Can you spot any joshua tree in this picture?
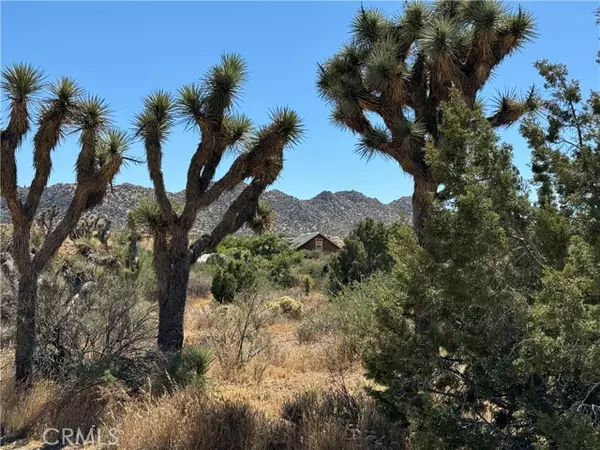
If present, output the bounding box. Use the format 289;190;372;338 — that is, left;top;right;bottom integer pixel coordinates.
249;201;275;235
317;0;538;239
132;54;302;353
1;64;133;383
36;205;59;238
125;210;140;270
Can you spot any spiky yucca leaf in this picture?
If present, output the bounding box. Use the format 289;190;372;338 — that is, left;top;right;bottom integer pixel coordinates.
74;95;111;132
48;77;82;109
364;38;406;93
1;63;45;102
223;113;253;151
329;102;371;133
316;62;339;101
420;17;467;63
341;42;368;67
352;7;391;47
434;0;466;20
317;56;365;106
398;0;432;42
129;198;169;234
177;83;204;128
134;90;175;139
496;6;537;55
248;201;275;235
92;129;138;180
103;129;132;157
328;53;359;79
488;88;537;127
356;125;390;160
392;119;426;147
202;53;247;117
268;107;305;147
463;0;507;32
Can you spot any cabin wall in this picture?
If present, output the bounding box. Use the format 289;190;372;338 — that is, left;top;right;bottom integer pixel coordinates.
299;236;339;252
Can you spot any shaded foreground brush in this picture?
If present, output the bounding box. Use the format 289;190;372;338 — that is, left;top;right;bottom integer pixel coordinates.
118;387;404;450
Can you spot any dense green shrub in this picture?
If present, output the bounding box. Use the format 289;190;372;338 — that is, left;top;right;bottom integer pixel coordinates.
211;260;259;303
362;86;600;448
328;218;401;294
268;252;299;288
211;270;237;304
217;234;292;260
216;234;305;289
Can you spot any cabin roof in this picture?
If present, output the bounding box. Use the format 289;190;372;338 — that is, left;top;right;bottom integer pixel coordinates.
287;232;339;250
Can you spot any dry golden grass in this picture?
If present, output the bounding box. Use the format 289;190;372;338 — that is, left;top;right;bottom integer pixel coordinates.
188;290;367;420
0;287;399;449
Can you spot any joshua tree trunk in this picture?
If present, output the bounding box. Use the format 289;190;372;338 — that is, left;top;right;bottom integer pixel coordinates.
14;265;37;383
412;174;437;243
157;228;190;353
126;232;139;269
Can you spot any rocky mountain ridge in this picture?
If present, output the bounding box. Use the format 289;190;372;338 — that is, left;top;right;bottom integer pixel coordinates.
1;183;412;237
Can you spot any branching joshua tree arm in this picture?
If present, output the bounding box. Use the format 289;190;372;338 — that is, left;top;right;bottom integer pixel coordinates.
189;107;303;260
196;108;302;209
24;78;82;222
135;91;177;226
177;55;250;230
1;64;44;231
33;129;131;272
189;180;264;260
462;4;537;100
487;87;540;127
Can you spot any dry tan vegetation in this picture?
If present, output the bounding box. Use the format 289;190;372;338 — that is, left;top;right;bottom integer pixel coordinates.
0;287;402;449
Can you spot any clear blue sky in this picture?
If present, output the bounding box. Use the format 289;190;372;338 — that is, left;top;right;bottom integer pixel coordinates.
1;1;598;203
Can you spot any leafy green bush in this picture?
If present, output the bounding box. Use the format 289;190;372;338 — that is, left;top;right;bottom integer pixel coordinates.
362;89;600;448
211;260;258;303
211;270;237;304
217;234;292;260
268;252;299;288
217;234;305;289
328;218;400;294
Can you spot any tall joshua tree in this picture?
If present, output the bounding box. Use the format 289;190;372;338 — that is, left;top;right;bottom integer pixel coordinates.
1;64;132;383
318;0;538;239
133;54;302;353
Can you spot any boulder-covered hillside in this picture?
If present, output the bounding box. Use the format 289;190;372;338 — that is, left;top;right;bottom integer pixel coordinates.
1;183;412;237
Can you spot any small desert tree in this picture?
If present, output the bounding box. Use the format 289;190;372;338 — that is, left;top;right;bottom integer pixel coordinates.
317;0;538;239
1;64;133;383
132;54;302;353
